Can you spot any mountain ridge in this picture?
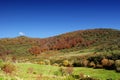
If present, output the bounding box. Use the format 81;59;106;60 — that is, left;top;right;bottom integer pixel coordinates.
0;28;119;39
0;28;120;57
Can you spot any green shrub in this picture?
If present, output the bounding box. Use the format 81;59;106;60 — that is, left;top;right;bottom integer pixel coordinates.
44;59;51;65
0;59;4;68
108;60;114;66
65;75;75;80
54;70;63;76
115;60;120;72
54;67;65;76
111;52;120;60
87;54;103;64
72;74;80;79
73;59;83;67
59;67;65;76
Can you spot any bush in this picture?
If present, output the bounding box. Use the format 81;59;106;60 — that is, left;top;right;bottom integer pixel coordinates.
108;60;115;70
0;59;4;68
65;67;74;75
87;54;103;64
38;61;45;65
79;73;99;80
101;58;109;67
111;52;120;60
73;59;83;67
58;67;74;76
95;64;103;69
108;60;114;66
83;60;89;67
36;74;42;80
101;58;115;70
12;56;16;63
1;63;16;74
27;67;34;74
89;61;96;68
44;59;51;65
59;67;65;76
63;60;69;67
52;63;59;66
65;75;75;80
115;60;120;72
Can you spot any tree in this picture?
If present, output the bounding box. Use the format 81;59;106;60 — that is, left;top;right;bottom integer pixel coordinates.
28;46;41;55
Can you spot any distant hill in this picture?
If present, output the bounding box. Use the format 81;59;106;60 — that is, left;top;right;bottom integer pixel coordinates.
0;28;120;57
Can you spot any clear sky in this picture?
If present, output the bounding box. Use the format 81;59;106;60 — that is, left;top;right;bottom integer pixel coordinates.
0;0;120;38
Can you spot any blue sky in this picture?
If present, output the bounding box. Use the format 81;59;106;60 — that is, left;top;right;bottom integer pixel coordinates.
0;0;120;38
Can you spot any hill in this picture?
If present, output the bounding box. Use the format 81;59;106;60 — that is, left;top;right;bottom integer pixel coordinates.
0;28;120;74
0;28;120;57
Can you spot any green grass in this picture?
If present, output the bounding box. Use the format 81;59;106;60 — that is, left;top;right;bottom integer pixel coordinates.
15;63;120;80
0;63;62;80
16;63;59;76
0;63;120;80
74;67;120;80
45;49;95;60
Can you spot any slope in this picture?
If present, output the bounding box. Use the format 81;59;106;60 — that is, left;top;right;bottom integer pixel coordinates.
0;28;119;58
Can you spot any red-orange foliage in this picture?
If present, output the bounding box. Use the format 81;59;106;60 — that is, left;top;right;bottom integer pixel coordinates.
0;29;119;55
101;58;109;66
28;46;41;55
83;59;89;67
2;63;16;74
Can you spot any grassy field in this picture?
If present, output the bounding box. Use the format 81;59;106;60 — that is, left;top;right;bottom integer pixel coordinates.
0;63;120;80
73;67;120;80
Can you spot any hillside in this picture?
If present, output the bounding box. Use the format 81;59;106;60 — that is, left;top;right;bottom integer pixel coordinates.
0;28;120;57
0;29;120;80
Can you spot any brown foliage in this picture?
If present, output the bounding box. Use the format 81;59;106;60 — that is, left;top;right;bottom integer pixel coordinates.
12;56;16;63
0;29;120;55
28;46;41;55
83;60;89;67
101;58;109;67
1;63;16;74
89;61;96;68
79;73;85;79
95;64;103;69
27;67;34;74
108;60;114;66
36;74;42;80
101;58;115;70
65;67;74;75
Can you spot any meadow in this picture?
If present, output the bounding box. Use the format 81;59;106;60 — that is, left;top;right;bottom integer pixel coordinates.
0;63;120;80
